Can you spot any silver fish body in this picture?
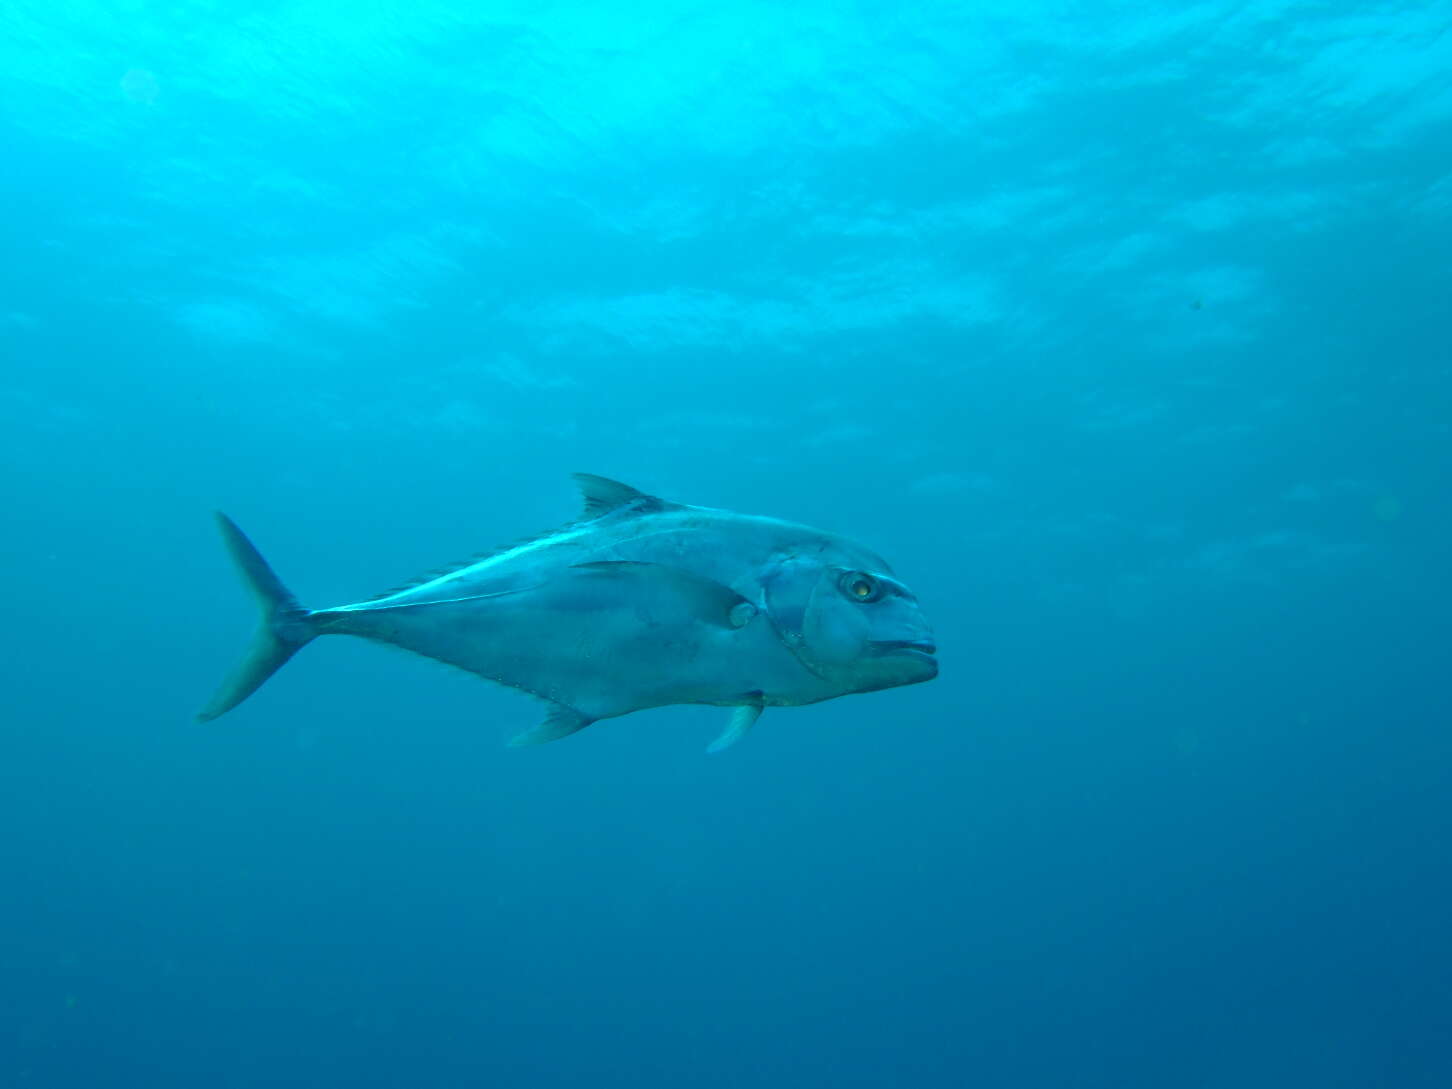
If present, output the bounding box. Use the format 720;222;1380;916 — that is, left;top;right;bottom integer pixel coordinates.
199;475;937;751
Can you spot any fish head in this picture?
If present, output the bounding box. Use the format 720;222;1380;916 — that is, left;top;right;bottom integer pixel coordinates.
762;550;937;695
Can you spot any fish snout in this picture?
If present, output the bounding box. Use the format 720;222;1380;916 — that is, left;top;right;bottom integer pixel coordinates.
868;631;939;680
873;637;937;657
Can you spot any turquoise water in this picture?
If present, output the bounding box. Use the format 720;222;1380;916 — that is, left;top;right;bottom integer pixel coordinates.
3;3;1450;1086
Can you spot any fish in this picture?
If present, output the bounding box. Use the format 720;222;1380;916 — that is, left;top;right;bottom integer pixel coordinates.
198;474;937;752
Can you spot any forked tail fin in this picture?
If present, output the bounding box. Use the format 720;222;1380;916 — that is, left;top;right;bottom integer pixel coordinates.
197;513;317;722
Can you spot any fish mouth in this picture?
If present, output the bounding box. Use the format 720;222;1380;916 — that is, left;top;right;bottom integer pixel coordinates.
871;638;938;662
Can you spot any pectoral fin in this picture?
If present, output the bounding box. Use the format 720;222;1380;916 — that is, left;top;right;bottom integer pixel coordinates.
570;561;750;628
706;698;764;754
508;703;593;747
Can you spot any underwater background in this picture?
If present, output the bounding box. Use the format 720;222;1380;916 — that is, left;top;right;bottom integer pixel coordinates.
3;2;1450;1086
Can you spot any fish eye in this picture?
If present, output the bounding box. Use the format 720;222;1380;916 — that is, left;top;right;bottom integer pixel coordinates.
839;571;882;603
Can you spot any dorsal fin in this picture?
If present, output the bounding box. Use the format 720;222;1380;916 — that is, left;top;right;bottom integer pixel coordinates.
572;473;664;518
372;476;672;600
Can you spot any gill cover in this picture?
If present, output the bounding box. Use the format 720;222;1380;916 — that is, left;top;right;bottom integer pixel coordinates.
761;554;864;677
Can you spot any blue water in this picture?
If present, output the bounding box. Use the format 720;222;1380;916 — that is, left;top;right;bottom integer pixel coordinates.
4;2;1451;1086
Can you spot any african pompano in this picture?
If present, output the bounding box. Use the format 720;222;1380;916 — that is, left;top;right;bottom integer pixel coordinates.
199;474;936;752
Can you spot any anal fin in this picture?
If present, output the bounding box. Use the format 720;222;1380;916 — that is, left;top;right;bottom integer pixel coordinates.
508;703;593;747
